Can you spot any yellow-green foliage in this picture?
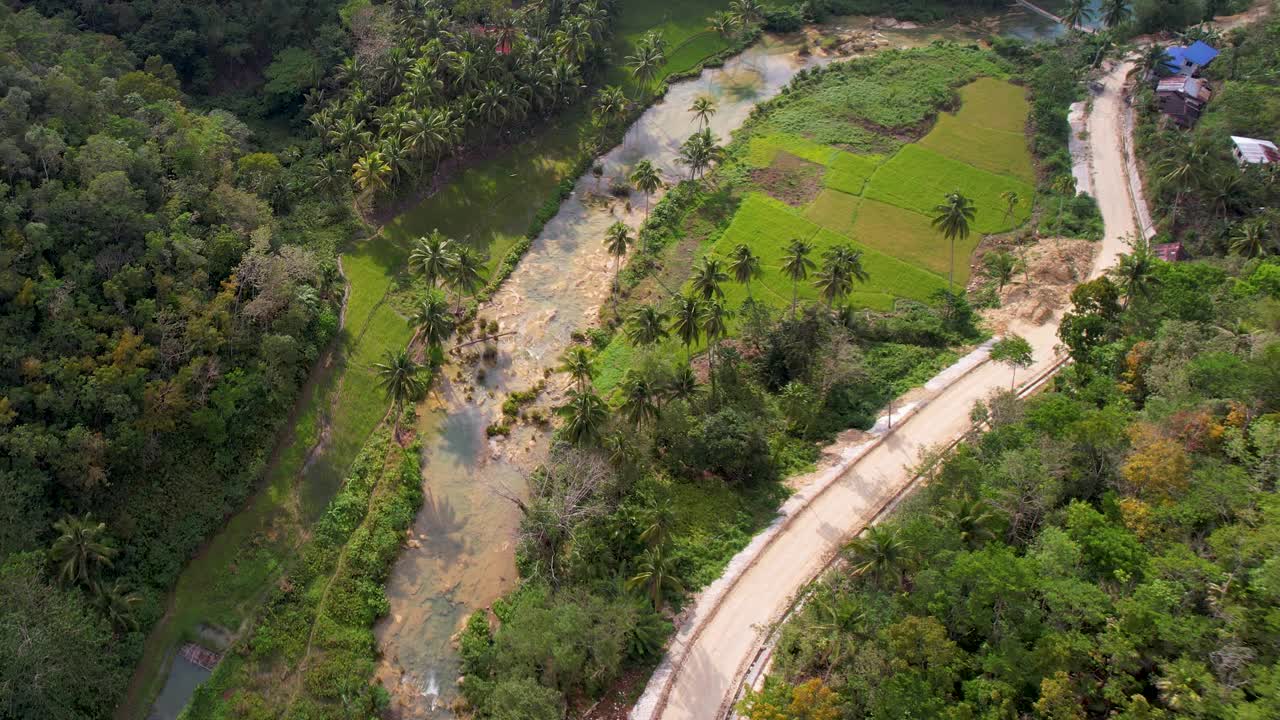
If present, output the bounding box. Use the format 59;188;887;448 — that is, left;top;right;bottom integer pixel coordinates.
745;132;840;168
710;194;945;311
920;78;1035;183
823;151;882;196
863;144;1033;234
850;199;979;282
803;188;862;238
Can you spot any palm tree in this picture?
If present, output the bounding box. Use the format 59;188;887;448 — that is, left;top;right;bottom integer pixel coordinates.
1001;189;1032;285
411;290;455;353
49;513;116;588
708;11;738;41
352;150;391;199
1110;237;1160;309
557;388;609;445
729;0;765;28
1101;0;1130;29
93;578;141;632
626;305;670;347
939;497;999;549
628;545;684;610
640;501;676;548
1156;136;1212;224
666;365;699;402
311;155;348;197
781;238;816;318
815;245;869;308
1134;43;1173;81
690;96;717;129
728;244;763;300
408;230;458;288
619;370;660;428
630;160;663;224
671;295;705;359
559;346;595;392
691;257;729;301
375;349;425;434
1051;174;1077;239
702;300;734;398
627;32;667;93
1062;0;1093;32
1230;218;1273;258
931;191;976;292
592;85;629;129
677;129;723;181
448;246;487;308
604;222;633;309
846;525;906;588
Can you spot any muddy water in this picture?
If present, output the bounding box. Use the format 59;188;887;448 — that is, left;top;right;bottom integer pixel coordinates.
373;12;1074;715
373;34;830;717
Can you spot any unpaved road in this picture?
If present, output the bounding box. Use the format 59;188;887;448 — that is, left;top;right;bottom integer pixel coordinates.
633;59;1137;720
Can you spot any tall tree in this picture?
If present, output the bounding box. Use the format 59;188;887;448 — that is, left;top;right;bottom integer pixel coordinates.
559;346;596;392
781;239;817;318
690;96;717;129
448;246;488;309
627;545;683;610
557;389;609;445
814;245;869;308
1110;238;1160;309
692;256;729;301
619;370;660;429
49;514;117;588
1062;0;1094;31
990;334;1035;390
375;349;426;434
671;295;706;359
604;221;633;308
411;290;456;354
626;306;670;347
627;31;667;93
1101;0;1131;28
931;191;976;292
728;243;763;300
630;160;663;225
408;230;458;289
702;300;734;398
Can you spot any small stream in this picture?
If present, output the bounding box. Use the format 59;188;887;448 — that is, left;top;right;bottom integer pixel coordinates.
149;8;1070;720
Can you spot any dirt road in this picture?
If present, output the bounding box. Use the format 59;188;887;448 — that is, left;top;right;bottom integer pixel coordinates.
631;59;1138;720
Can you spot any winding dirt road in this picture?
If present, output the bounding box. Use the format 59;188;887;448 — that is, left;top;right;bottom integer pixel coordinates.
631;59;1138;720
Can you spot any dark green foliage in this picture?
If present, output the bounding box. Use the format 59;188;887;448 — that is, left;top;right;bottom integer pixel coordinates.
761;257;1280;719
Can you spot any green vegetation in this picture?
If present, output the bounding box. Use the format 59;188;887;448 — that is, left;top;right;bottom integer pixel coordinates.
824;151;884;195
919;77;1037;182
743;252;1280;720
1134;11;1280;256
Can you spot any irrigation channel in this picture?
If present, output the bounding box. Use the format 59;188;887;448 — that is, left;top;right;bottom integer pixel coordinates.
147;6;1070;720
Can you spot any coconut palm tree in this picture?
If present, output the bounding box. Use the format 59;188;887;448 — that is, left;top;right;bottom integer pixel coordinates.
619;370;660;429
730;0;765;28
814;245;869;308
1157;136;1213;224
728;243;763;300
626;305;670;347
702;300;734;399
640;501;677;548
666;365;699;402
408;230;458;289
690;96;717;129
448;246;488;308
311;155;348;197
1230;218;1274;258
49;513;117;588
604;222;633;308
691;256;729;301
628;545;684;610
1062;0;1094;32
559;346;595;392
931;191;976;292
630;160;663;224
1134;43;1173;81
677;129;723;181
1110;237;1160;309
938;497;999;549
708;11;738;41
375;349;426;434
411;290;455;353
781;238;817;318
352;150;391;199
847;524;907;588
592;85;629;129
94;578;142;632
1101;0;1130;29
671;295;705;359
983;250;1019;292
628;32;667;93
557;388;609;445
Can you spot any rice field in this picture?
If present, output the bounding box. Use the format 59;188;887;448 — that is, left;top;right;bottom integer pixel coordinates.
919;77;1035;183
744;132;841;168
824;151;883;195
863;144;1034;234
850;199;978;283
802;188;861;238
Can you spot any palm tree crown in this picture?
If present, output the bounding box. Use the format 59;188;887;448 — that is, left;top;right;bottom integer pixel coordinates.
49;513;117;588
931;191;976;291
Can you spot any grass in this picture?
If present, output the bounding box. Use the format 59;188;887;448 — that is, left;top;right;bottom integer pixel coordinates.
849;199;978;282
803;188;862;237
122;3;740;715
744;132;842;168
863;144;1034;235
824;151;883;195
919;78;1036;183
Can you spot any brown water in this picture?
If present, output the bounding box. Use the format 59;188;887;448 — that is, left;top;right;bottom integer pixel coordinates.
372;11;1069;716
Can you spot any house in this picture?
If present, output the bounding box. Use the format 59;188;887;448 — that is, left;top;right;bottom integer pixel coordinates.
1155;76;1211;126
1153;242;1187;262
1230;135;1280;167
1163;40;1220;76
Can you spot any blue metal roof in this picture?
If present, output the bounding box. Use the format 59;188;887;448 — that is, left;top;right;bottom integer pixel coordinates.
1163;47;1186;72
1184;40;1219;66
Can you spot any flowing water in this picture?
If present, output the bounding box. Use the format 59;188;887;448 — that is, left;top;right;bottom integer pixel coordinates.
148;9;1074;719
372;9;1081;715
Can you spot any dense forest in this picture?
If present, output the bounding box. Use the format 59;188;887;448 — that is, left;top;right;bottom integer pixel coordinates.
0;4;355;716
743;255;1280;720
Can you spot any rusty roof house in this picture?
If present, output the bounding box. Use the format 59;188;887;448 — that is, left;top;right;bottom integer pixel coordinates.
1231;135;1280;167
1155;76;1211;127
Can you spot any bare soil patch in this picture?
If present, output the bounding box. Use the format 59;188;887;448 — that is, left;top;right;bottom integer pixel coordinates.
750;151;825;207
980;237;1099;331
